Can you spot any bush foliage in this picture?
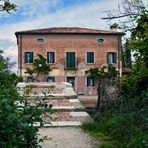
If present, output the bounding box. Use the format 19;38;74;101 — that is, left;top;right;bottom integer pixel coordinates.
82;11;148;147
0;54;52;147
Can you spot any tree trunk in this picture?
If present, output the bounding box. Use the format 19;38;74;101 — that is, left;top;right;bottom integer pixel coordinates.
95;80;101;121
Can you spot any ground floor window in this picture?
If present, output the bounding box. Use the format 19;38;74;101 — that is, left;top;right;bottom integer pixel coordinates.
46;76;55;82
26;77;34;82
87;77;95;86
66;77;75;87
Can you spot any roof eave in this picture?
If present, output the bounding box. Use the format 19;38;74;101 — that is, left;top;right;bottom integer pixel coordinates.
15;32;125;36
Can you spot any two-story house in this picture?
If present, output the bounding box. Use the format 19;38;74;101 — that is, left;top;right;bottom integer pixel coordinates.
15;27;124;95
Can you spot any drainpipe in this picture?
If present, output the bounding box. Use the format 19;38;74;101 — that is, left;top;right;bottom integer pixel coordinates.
20;34;22;77
118;36;122;77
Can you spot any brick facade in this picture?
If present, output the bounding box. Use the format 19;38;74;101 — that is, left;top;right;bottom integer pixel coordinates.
15;27;123;95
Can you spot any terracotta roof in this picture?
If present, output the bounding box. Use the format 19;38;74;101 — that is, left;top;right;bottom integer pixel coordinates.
15;27;124;35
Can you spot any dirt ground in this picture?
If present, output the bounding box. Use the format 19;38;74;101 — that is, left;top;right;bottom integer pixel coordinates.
39;127;100;148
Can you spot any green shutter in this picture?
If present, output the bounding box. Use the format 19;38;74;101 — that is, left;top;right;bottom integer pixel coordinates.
30;52;33;63
24;52;27;63
87;52;94;63
113;52;117;63
66;52;75;68
91;52;94;63
107;52;109;64
71;52;75;68
87;52;90;63
52;52;55;63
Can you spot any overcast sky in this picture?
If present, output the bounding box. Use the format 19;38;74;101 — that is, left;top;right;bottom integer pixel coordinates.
0;0;147;73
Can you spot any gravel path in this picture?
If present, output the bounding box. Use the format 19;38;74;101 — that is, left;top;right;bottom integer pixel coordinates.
39;127;100;148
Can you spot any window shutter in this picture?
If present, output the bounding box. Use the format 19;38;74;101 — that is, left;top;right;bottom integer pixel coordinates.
91;52;94;63
24;52;27;63
87;52;90;63
47;52;49;63
87;52;94;63
87;77;89;86
66;52;70;68
52;52;55;63
107;52;109;64
71;52;75;68
113;52;117;63
66;52;75;68
30;52;33;63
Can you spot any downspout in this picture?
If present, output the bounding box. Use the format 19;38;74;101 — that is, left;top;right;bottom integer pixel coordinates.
118;35;122;77
20;34;22;77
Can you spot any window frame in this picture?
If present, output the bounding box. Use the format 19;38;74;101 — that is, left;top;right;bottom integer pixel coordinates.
66;52;76;69
46;76;56;82
36;37;44;43
24;52;34;64
87;76;95;87
86;51;95;64
107;52;117;64
47;51;56;64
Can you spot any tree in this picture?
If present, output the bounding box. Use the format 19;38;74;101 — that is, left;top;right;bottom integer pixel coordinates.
25;54;52;82
130;10;148;67
83;12;148;146
122;39;132;68
0;53;52;147
102;0;146;29
85;65;118;119
0;0;17;13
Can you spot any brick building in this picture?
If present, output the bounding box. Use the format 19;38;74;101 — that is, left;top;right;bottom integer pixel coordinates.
15;27;124;95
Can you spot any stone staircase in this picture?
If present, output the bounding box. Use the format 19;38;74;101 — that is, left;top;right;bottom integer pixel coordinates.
17;82;90;127
45;97;90;127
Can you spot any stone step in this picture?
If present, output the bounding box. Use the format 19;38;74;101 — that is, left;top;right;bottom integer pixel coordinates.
44;111;89;122
34;121;82;127
35;111;90;127
27;98;85;111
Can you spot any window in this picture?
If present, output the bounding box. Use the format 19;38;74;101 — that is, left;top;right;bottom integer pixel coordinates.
97;38;104;43
47;52;55;64
37;38;44;43
67;77;75;87
26;77;34;82
47;77;55;82
87;52;94;64
107;52;117;64
24;52;33;63
87;77;95;86
66;52;75;69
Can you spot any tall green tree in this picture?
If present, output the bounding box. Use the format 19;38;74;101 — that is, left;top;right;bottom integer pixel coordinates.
122;39;132;68
130;10;148;67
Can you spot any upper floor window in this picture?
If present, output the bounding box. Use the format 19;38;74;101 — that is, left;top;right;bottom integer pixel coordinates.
24;52;33;64
46;76;55;82
87;52;94;64
66;52;76;69
87;77;95;86
36;38;44;43
107;52;117;64
97;38;104;43
47;52;55;64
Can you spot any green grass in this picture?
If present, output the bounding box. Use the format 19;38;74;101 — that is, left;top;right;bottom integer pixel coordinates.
81;121;115;147
99;143;115;148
